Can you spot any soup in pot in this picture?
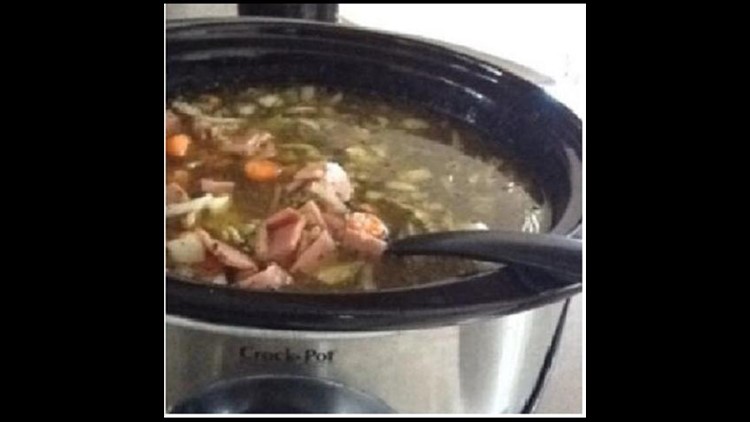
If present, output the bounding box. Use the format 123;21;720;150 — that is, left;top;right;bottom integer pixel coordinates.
166;85;548;292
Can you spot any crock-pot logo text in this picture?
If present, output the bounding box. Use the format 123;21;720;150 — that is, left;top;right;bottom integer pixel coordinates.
239;347;335;364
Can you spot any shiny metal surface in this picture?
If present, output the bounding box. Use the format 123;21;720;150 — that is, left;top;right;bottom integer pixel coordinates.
166;302;564;414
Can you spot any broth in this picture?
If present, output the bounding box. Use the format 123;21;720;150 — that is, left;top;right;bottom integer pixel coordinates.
166;85;548;292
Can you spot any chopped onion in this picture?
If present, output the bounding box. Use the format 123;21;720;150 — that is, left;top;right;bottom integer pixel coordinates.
167;194;230;218
171;101;202;116
257;94;282;108
285;106;317;115
316;261;364;285
400;168;432;183
296;118;321;131
457;222;489;231
167;195;213;218
300;85;316;102
385;181;417;192
181;211;198;229
236;104;256;116
359;263;375;291
324;162;353;202
365;191;385;201
210;274;228;285
401;118;429;130
206;195;231;215
167;232;206;264
329;92;344;105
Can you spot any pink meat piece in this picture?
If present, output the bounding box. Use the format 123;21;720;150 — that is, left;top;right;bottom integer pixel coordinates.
262;208;307;266
291;230;337;275
345;212;389;239
255;224;269;262
284;179;308;194
297;200;327;229
267;220;307;266
166;183;189;205
193;254;225;279
295;226;321;260
266;208;303;229
322;213;346;240
340;228;388;259
195;229;258;271
200;178;235;195
236;264;293;290
296;230;312;259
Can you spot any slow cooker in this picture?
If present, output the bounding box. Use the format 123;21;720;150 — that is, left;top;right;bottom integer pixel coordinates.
166;16;582;414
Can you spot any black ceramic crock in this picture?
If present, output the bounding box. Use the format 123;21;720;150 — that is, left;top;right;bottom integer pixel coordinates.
165;17;582;331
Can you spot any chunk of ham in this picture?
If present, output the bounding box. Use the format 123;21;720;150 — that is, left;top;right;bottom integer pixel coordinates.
322;213;346;240
200;178;235;195
266;207;303;229
193;254;225;279
346;212;389;239
291;229;336;275
255;223;269;261
339;213;389;259
341;228;388;259
167;183;189;205
297;200;327;229
195;229;258;271
296;226;322;259
284;179;308;194
236;264;293;290
259;208;307;266
268;220;306;265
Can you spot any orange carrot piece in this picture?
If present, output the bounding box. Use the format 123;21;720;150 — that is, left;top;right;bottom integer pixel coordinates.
244;159;281;182
166;134;191;157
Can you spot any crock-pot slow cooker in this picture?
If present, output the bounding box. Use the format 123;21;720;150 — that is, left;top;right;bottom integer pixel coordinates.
166;17;582;414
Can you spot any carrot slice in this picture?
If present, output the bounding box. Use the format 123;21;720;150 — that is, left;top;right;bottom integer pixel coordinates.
244;159;281;182
166;134;191;157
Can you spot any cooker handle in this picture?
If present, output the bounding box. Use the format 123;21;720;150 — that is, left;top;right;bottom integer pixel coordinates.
236;4;339;23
